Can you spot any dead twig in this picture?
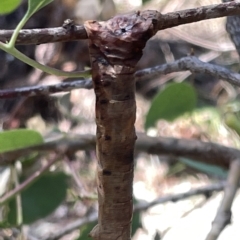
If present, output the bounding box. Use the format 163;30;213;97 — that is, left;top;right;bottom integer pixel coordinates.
0;133;238;169
0;2;239;45
0;78;92;99
135;56;240;87
134;182;226;212
205;160;240;240
2;56;240;98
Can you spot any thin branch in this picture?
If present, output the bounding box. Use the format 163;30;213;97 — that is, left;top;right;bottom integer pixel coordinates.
136;133;238;169
157;1;240;30
205;160;240;240
135;56;240;87
134;182;226;212
46;182;226;240
0;2;239;45
2;56;240;98
0;78;93;99
0;133;238;169
0;135;96;165
11;163;23;226
0;154;60;205
0;25;88;45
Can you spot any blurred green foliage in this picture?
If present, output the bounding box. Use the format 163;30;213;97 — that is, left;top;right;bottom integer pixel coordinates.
0;129;43;153
0;0;22;14
7;172;68;225
145;82;197;129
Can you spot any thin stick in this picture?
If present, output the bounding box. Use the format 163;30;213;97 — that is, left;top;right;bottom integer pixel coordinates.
0;155;60;205
0;2;239;45
0;133;238;169
2;56;240;98
205;160;240;240
0;78;93;99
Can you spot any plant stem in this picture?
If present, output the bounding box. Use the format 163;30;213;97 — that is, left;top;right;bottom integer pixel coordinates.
11;163;23;226
0;155;59;205
0;44;90;78
8;13;31;47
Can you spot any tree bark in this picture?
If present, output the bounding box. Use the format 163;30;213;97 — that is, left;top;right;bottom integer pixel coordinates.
84;11;160;240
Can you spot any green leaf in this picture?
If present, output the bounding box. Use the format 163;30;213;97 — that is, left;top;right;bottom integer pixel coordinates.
27;0;53;16
179;158;228;178
145;82;197;129
0;129;43;153
0;0;22;14
7;172;68;225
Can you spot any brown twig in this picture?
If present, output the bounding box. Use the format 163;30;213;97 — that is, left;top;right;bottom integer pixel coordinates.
134;182;226;212
0;78;93;99
156;1;240;30
0;25;88;45
0;133;238;169
2;56;240;98
205;160;240;240
135;56;240;87
0;2;239;45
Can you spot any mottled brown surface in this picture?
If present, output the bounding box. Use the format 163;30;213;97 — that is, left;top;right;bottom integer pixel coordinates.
84;11;159;240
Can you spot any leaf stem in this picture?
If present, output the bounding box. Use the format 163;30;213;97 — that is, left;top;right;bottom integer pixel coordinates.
7;13;31;48
11;163;23;226
0;43;90;78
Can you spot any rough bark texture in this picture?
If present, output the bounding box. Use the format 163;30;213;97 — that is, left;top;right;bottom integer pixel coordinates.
1;2;240;45
0;133;238;168
3;55;240;98
0;79;92;98
84;11;159;240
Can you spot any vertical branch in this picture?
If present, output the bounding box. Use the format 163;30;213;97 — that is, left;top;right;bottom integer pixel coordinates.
205;159;240;240
84;11;160;240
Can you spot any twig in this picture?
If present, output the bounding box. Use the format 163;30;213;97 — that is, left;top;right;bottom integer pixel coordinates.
2;56;240;98
46;182;226;240
134;182;226;212
0;78;93;99
205;160;240;240
0;2;239;45
0;133;238;169
0;25;88;45
0;135;96;165
11;164;23;226
157;1;240;30
135;56;240;87
12;162;25;239
0;154;60;205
